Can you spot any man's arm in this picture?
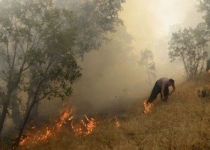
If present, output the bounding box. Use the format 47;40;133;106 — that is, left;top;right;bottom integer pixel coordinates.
161;83;165;100
170;84;176;95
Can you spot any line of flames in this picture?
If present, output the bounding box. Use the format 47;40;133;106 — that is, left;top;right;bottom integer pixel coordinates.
19;100;151;146
20;108;97;146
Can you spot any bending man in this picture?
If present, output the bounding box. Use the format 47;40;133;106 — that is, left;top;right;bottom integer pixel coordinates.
146;77;175;104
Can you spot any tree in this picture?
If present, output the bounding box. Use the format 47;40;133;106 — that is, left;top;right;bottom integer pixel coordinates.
0;0;81;146
198;0;210;28
168;23;209;79
198;0;210;73
54;0;125;57
0;0;125;147
138;49;156;86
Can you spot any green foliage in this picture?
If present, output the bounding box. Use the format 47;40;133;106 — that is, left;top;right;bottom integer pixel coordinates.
198;0;210;28
0;0;82;141
169;23;209;79
0;0;125;146
54;0;125;57
0;0;81;103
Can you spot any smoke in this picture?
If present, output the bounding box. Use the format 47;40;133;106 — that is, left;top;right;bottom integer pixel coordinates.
64;0;205;115
119;0;203;81
66;0;204;115
69;28;145;115
1;0;203;138
2;1;204;136
34;0;203;117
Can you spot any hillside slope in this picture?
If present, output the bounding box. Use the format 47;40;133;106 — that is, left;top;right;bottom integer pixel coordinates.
3;74;210;150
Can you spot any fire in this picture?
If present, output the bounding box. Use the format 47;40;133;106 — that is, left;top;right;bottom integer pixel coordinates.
115;117;120;127
143;100;153;114
19;136;27;146
19;108;97;147
20;109;73;146
56;110;72;130
71;115;96;136
19;126;53;146
36;127;52;141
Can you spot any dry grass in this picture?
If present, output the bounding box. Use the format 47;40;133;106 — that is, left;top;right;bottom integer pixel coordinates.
2;74;210;150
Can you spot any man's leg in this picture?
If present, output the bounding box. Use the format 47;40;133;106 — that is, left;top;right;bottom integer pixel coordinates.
147;81;161;103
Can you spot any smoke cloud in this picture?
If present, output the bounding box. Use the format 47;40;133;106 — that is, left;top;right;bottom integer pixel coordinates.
3;0;204;137
47;0;204;116
66;0;204;115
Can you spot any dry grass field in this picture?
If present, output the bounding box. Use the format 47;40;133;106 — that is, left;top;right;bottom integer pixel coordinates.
2;74;210;150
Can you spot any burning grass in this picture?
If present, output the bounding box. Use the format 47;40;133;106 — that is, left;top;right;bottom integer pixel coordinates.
2;74;210;150
15;107;97;149
143;100;153;114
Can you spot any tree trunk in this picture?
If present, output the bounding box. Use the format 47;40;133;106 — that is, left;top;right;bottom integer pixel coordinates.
12;101;23;127
30;102;39;122
206;59;210;72
0;93;12;136
14;101;35;148
26;90;39;124
26;74;39;123
11;89;23;127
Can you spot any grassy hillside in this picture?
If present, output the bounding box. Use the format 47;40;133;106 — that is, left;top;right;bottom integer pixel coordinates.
3;74;210;150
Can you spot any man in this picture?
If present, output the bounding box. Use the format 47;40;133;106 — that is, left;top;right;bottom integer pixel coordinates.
146;77;175;104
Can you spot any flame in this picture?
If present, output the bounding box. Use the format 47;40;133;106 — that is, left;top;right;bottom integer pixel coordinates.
19;126;53;146
115;117;120;127
37;127;52;141
71;115;96;136
56;110;71;130
20;108;74;146
143;100;153;114
20;108;97;147
19;137;27;146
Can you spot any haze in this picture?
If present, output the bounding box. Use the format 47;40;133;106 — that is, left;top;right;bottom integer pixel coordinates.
48;0;204;115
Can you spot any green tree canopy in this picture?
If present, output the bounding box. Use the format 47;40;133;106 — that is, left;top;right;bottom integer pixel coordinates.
198;0;210;29
0;0;81;143
0;0;126;147
168;23;209;79
54;0;125;57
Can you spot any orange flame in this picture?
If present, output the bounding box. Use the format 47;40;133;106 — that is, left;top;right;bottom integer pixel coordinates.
143;100;153;114
56;110;71;130
71;115;96;136
19;126;53;146
37;127;52;141
115;117;120;127
19;108;97;147
19;137;27;146
20;108;74;146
